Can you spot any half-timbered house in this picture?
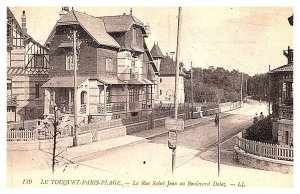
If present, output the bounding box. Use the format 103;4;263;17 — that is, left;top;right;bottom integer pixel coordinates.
7;8;49;122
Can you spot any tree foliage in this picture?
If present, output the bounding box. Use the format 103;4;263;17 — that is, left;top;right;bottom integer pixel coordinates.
184;67;269;103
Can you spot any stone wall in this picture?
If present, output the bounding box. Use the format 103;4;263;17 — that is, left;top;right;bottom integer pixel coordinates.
234;146;293;174
77;133;93;146
97;126;126;141
126;121;148;135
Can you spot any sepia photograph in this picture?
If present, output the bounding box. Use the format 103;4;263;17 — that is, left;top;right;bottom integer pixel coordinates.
3;1;296;190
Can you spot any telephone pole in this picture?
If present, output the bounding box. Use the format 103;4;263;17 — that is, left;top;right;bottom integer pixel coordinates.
245;79;248;103
240;72;243;106
73;30;78;146
217;105;221;177
268;65;271;116
190;61;194;119
171;6;182;174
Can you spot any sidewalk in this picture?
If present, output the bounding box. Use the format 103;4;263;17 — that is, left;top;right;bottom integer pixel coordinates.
7;112;233;173
64;112;231;163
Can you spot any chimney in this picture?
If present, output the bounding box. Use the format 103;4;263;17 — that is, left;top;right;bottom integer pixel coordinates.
130;8;132;15
59;7;69;18
21;11;27;34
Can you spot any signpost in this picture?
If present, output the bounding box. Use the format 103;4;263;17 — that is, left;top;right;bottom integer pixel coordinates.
168;130;177;150
166;117;184;174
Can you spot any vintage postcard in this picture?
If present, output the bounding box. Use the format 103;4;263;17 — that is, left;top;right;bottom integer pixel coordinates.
5;5;294;189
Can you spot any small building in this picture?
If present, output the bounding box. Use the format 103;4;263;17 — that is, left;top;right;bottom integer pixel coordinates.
150;43;185;104
7;8;49;122
42;8;157;123
269;46;293;146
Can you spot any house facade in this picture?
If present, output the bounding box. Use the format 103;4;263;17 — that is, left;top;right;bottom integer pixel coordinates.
150;43;185;104
7;8;49;122
269;46;293;146
42;9;157;123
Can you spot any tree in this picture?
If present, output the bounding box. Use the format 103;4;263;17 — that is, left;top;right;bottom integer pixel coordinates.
35;105;70;174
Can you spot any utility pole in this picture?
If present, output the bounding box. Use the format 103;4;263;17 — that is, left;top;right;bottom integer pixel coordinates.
73;30;78;147
172;6;182;174
268;65;271;116
240;72;243;106
245;79;248;103
217;103;221;177
190;61;194;119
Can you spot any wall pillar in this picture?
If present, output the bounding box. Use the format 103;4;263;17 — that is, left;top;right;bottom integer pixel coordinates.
44;88;50;115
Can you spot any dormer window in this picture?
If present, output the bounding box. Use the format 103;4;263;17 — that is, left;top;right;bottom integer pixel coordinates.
132;28;137;44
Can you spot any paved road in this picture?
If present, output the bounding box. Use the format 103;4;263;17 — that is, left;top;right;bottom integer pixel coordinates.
59;102;267;178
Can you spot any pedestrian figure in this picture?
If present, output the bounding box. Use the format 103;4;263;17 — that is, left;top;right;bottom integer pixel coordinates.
214;113;219;126
253;113;258;123
259;112;264;120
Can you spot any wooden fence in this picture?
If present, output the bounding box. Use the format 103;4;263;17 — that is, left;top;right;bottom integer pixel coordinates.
236;133;293;161
7;129;37;141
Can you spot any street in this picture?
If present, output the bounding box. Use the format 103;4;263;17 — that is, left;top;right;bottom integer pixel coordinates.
59;101;272;177
8;101;292;187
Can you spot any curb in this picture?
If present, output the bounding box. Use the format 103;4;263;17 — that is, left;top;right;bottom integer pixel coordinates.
68;114;234;164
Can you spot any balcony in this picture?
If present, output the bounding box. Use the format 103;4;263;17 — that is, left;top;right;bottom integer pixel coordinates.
97;103;125;114
7;95;17;107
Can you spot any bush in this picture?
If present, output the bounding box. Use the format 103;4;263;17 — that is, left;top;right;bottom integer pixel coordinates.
244;116;272;142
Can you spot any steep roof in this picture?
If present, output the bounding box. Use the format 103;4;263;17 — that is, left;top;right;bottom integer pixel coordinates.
150;43;164;58
268;64;293;74
99;14;145;34
45;10;120;49
160;56;184;76
7;8;46;49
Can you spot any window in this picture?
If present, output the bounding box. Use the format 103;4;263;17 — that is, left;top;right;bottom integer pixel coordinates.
160;90;162;95
106;87;111;103
34;55;44;68
132;28;137;43
106;58;113;72
285;131;289;145
81;91;87;104
7;80;12;91
66;54;75;70
35;82;40;99
129;88;139;102
160;78;162;83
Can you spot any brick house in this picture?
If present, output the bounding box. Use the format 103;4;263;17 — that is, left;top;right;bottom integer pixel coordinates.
7;8;49;122
150;43;185;104
268;15;293;146
269;47;293;146
42;8;158;123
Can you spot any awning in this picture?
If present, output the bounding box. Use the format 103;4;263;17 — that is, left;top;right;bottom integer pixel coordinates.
94;75;126;85
142;78;154;85
42;76;89;88
127;79;145;85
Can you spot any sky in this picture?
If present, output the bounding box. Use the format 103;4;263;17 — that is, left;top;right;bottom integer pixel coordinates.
9;7;293;75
